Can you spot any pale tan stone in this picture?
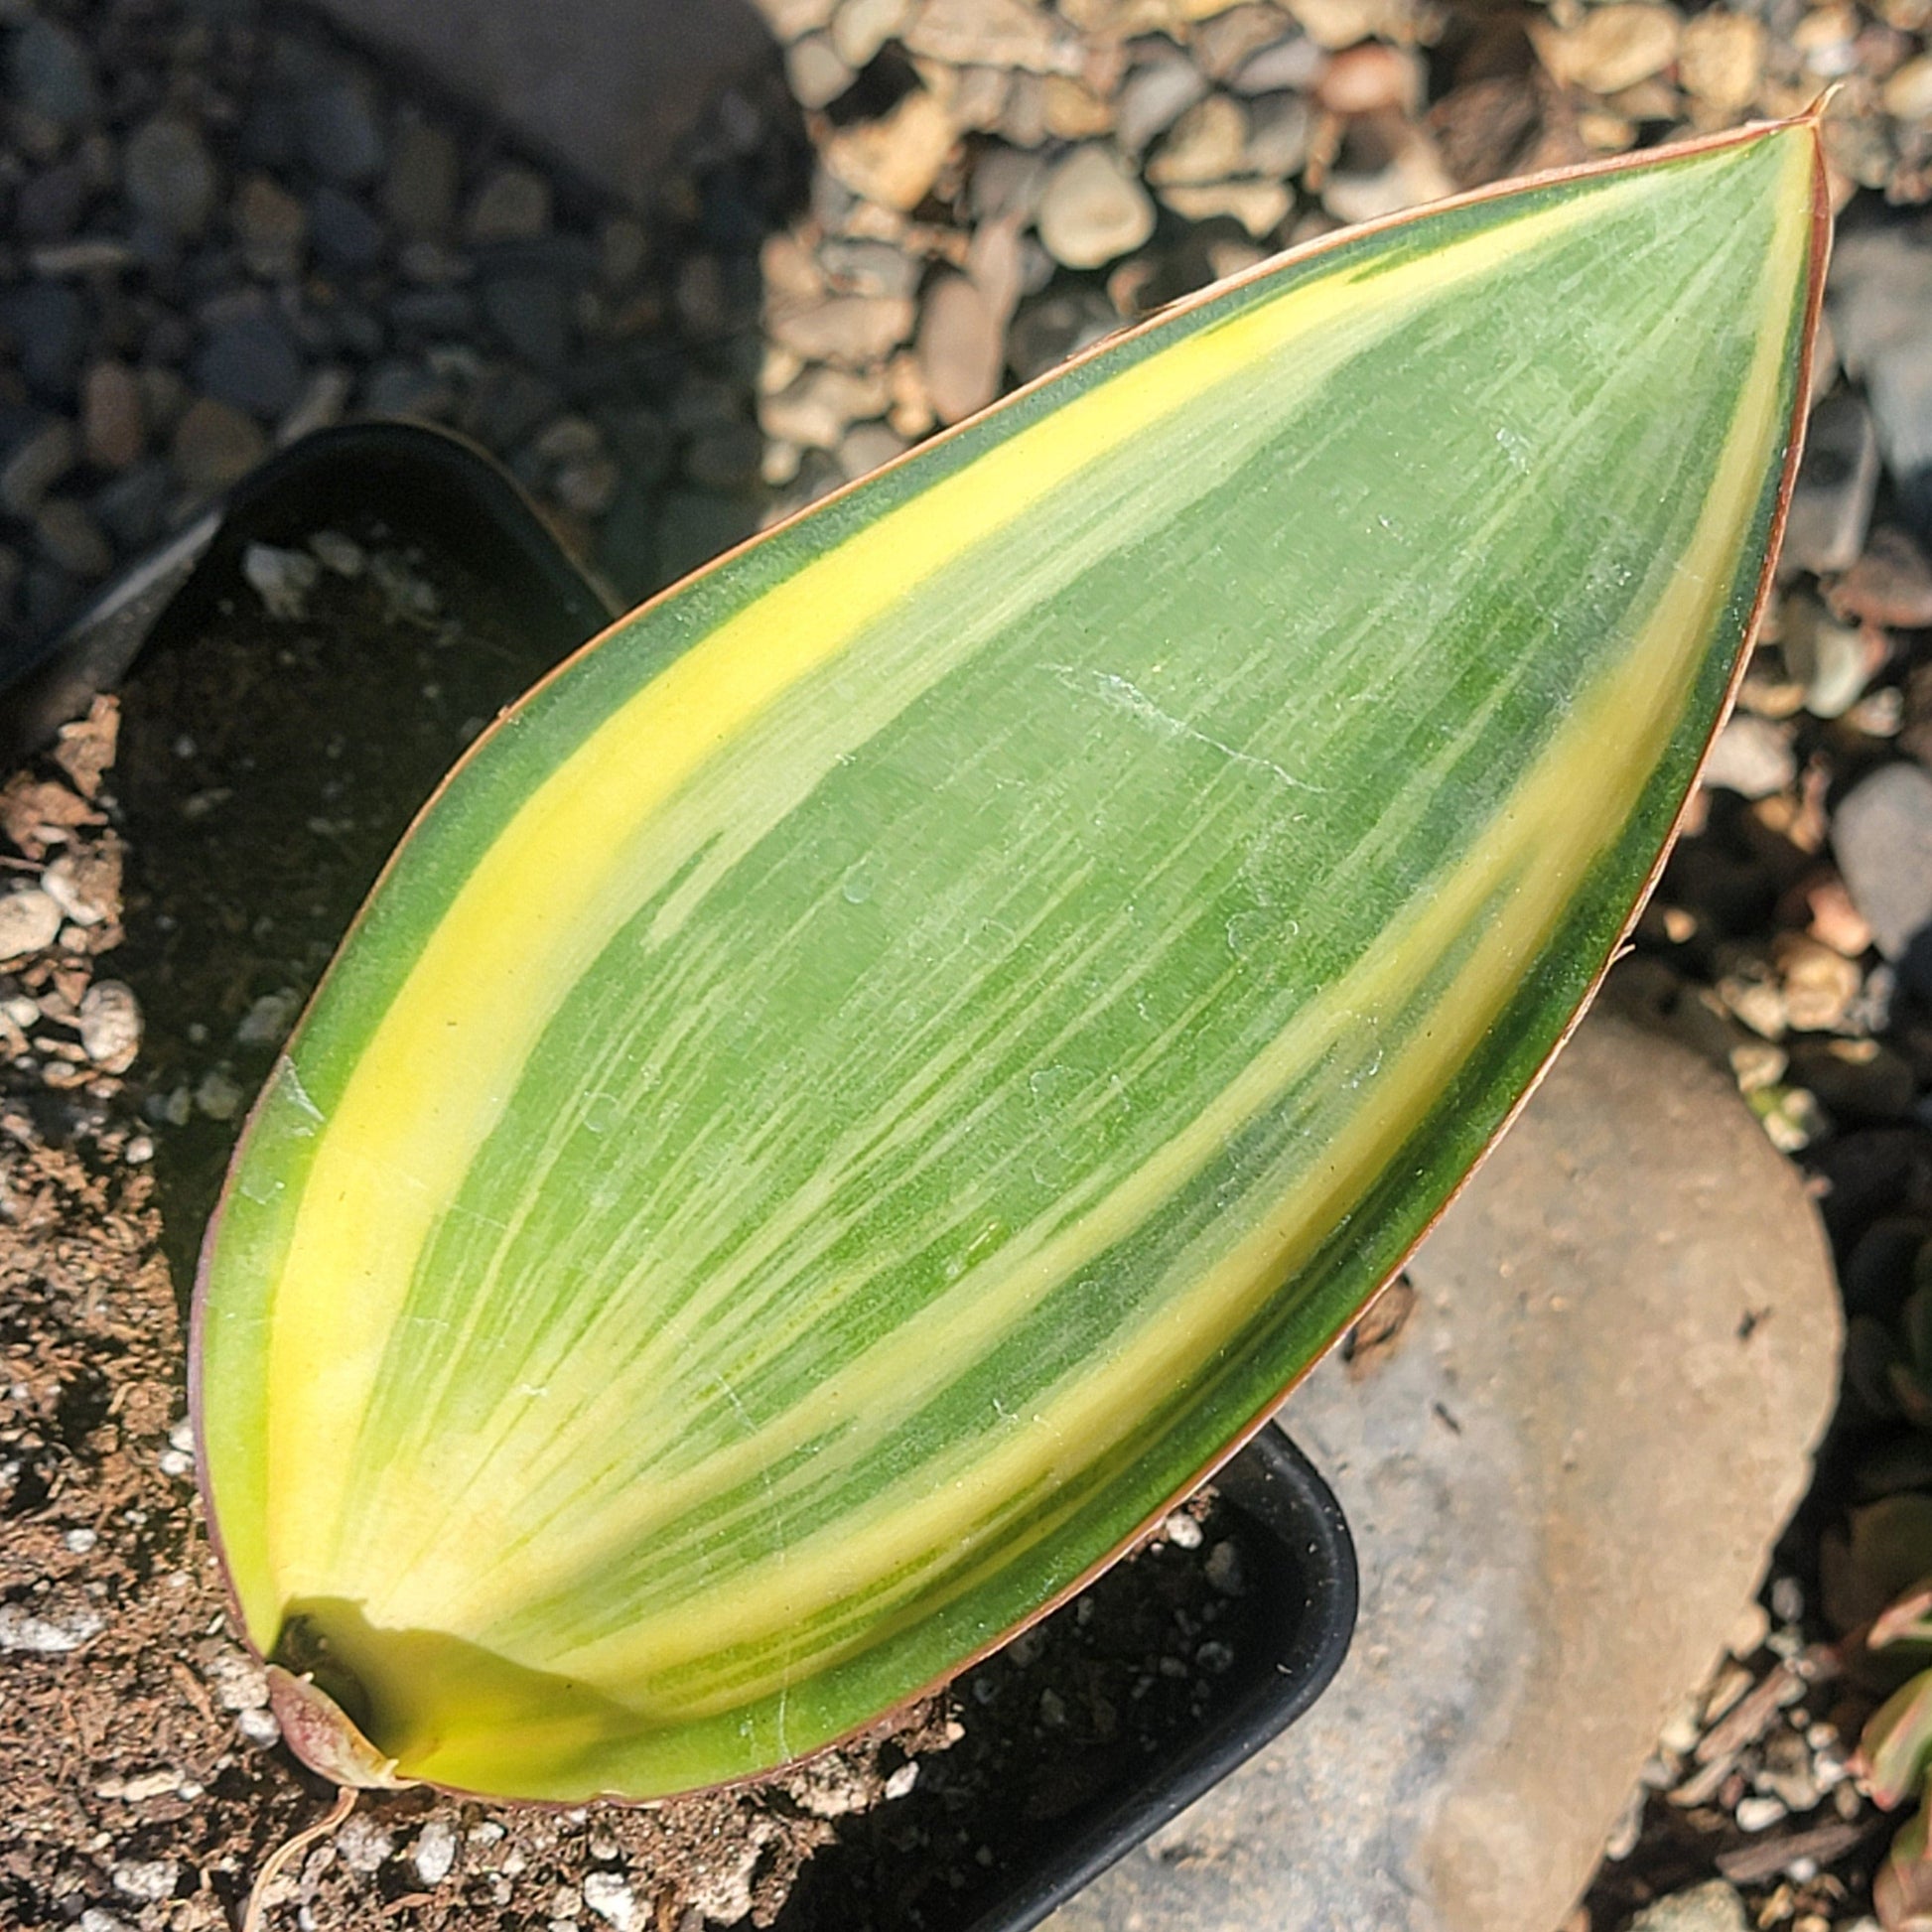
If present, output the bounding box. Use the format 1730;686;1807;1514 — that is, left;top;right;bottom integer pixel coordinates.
821;87;958;209
1157;177;1294;234
1284;0;1412;51
1036;145;1157;267
1041;75;1117;138
1314;40;1423;114
758;365;894;448
1883;51;1932;121
831;0;910;67
765;292;916;365
1148;94;1251;184
1534;3;1682;95
900;0;1084;74
1678;9;1765;112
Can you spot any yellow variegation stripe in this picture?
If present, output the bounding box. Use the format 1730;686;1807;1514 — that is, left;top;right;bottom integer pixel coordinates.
196;120;1824;1799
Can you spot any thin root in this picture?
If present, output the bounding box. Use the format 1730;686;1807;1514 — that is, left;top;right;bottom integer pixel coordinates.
240;1785;357;1932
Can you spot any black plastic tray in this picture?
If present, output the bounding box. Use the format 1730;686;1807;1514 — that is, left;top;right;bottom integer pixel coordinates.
0;420;1357;1932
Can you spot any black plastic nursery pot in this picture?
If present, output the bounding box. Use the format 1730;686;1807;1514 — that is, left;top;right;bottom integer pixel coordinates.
2;421;1358;1932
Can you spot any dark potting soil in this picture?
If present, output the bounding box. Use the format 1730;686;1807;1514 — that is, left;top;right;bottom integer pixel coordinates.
0;516;1285;1931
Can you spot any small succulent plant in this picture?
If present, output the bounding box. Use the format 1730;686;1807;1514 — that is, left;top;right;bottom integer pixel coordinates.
1860;1582;1932;1930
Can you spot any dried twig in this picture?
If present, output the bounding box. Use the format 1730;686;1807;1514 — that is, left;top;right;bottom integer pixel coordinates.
240;1786;355;1932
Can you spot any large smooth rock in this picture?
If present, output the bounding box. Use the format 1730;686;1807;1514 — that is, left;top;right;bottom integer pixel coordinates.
307;0;773;211
1046;1011;1841;1932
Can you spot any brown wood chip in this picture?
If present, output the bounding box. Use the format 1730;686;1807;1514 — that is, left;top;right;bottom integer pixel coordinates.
1695;1648;1839;1765
1715;1817;1879;1885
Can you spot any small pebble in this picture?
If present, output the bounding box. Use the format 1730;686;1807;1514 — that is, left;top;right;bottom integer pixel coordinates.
10;16;97;129
917;272;1004;426
124;116;218;240
1205;1539;1245;1594
1538;3;1682;94
195;1068;245;1122
0;889;62;961
582;1871;636;1931
1625;1883;1748;1931
242;543;322;621
110;1863;177;1905
1036;146;1156;270
237;1707;281;1746
466;165;553;245
413;1818;459;1886
77;981;141;1072
81;362;145;473
34;499;110;579
335;1815;394;1873
172;398;268;493
1703;715;1794;799
1733;1793;1787;1831
310;531;366;578
301;71;386;186
0;1602;104;1653
1163;1510;1204;1550
786;34;856;110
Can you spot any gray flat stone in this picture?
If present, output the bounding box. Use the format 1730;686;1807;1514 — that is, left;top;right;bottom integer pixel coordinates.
307;0;773;211
1835;760;1932;969
1046;1011;1840;1932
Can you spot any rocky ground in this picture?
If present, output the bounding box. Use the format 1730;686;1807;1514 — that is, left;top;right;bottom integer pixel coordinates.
1;0;1932;1927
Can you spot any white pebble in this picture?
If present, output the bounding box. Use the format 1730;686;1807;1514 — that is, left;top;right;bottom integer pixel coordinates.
336;1815;394;1872
1734;1794;1787;1832
64;1527;97;1553
1204;1540;1244;1595
413;1818;459;1885
242;542;321;621
309;530;365;577
0;888;62;960
77;980;141;1069
195;1067;245;1121
81;1911;131;1932
236;990;301;1047
1162;1510;1203;1550
205;1645;269;1712
885;1761;919;1799
111;1861;178;1903
159;1449;192;1477
0;1602;104;1652
237;1707;281;1746
582;1870;636;1930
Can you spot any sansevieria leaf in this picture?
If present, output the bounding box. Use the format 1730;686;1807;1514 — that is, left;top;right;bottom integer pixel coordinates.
194;117;1829;1801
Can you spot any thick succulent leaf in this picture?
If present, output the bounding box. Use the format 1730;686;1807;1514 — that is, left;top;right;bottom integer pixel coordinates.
1869;1676;1932;1809
195;120;1826;1801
